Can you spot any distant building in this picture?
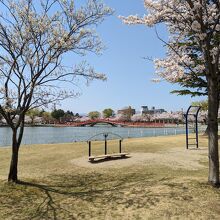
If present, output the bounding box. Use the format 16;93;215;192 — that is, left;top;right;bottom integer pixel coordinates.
141;106;166;115
117;106;136;117
141;106;149;113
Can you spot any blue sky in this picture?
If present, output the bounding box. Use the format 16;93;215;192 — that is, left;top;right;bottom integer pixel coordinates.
62;0;205;114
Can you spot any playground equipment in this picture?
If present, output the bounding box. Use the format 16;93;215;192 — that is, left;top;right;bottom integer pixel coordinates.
185;106;201;149
87;132;129;162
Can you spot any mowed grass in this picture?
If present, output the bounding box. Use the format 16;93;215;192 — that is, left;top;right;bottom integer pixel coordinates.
0;134;220;219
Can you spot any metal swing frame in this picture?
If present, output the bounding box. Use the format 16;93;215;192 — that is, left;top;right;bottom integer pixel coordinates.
185;106;201;149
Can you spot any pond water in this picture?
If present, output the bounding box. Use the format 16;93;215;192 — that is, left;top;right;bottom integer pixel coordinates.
0;125;203;147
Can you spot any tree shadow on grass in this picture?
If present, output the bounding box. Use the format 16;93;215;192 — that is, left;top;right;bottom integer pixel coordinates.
17;179;119;219
187;147;206;151
16;172;156;219
14;171;196;219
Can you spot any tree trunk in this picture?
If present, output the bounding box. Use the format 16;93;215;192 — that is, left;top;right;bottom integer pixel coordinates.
8;117;25;183
8;130;19;182
208;77;219;186
203;125;209;136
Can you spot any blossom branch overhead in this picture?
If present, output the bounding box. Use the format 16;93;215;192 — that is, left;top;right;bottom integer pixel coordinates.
120;0;219;89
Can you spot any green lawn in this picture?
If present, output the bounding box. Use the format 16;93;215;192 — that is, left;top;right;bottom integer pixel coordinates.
0;134;220;219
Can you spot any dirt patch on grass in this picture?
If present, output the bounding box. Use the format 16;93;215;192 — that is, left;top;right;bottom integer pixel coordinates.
71;147;207;170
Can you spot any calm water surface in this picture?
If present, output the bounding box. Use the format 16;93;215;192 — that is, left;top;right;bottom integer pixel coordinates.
0;126;200;147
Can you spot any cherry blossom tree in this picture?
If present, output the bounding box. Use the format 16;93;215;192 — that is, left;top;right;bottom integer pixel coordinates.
131;114;143;122
151;111;183;123
0;0;112;182
112;114;130;122
131;114;151;122
121;1;220;186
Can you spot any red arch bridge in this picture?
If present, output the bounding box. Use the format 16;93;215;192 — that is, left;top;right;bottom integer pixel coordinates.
66;120;166;127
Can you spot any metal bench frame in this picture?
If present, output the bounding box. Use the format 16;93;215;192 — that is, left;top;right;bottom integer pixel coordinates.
87;133;128;162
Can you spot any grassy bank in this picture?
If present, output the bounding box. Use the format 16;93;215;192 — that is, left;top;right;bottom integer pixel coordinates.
0;134;220;219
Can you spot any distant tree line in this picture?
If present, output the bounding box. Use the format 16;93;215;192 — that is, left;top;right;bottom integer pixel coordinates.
88;108;114;120
19;109;80;124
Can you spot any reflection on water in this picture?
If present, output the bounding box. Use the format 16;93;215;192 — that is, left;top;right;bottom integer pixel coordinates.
0;126;203;147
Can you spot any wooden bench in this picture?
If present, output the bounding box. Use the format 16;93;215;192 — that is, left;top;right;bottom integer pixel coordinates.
89;153;129;162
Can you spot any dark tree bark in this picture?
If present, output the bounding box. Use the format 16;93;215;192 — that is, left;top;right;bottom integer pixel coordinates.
203;125;209;136
8;130;19;182
208;76;219;186
8;118;25;183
